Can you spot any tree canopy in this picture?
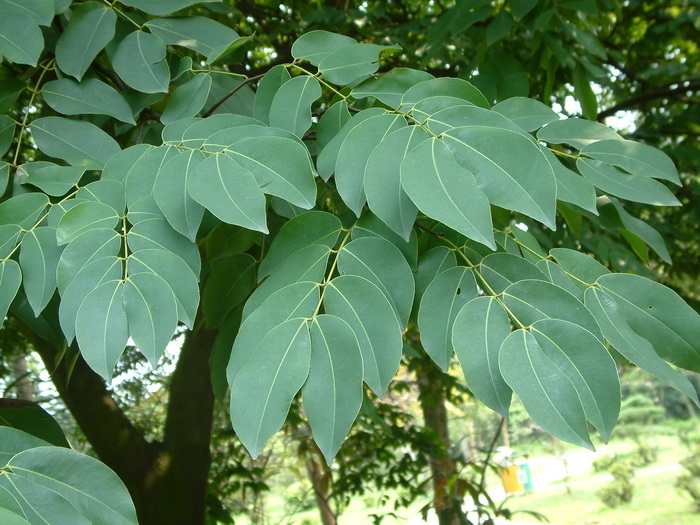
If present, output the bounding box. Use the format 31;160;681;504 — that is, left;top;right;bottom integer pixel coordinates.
0;1;698;524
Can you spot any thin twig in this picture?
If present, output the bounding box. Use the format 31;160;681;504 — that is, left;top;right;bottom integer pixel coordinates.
416;222;445;238
203;73;265;117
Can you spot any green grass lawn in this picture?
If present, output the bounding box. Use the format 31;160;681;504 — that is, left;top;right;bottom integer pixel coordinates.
232;433;699;524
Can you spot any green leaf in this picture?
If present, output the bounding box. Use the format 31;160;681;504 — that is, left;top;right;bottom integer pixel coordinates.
510;0;539;18
258;211;342;279
423;104;526;136
316;101;351;153
550;248;609;285
291;30;356;66
18;162;85;196
0;78;25;114
530;319;620;442
101;144;152;184
303;315;363;464
365;126;429;241
338;236;415;328
503;279;602;339
0;403;69;448
324;275;402;397
317;108;387;180
42;78;136;125
210;308;241;404
603;197;672;263
206;224;257;261
230;318;311;459
581;139;680;185
573;63;598;121
152;149;206;241
336;114;407;216
537;118;622;149
243;244;330;320
414;246;457;310
0;115;15;156
0;14;43;66
19;227;63;316
479;253;548;294
55;2;116;80
0;508;29;525
492;97;559;132
401;77;490;110
160;74;212;125
0;193;48;229
253;65;291;125
401;138;495;248
127;218;201;276
0;426;50;462
499;329;594;449
0;162;9;190
453;297;512;418
203;124;300;152
128;249;199;329
56;228;120;294
204;73;255;116
112;31;170;94
0;260;21;324
75;180;125;217
188;153;268;233
577;158;680;207
585;287;699;405
120;0;221;15
351;68;434;108
0;0;54;26
418;267;477;370
540;146;598;214
535;259;584;299
444;126;557;229
203;253;256;328
127;196;164;225
319;43;400;85
0;224;21;258
145;16;239;63
30;117;120;170
268;76;321;138
351;212;418;269
228;281;318;387
3;446;138;524
226;136;317;209
486;10;514;45
75;280;128;379
597;273;700;373
58;256;122;343
56;201;120;245
124;272;178;366
124;145;177;207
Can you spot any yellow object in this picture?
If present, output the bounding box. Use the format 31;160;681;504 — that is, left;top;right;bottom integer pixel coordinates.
498;465;524;495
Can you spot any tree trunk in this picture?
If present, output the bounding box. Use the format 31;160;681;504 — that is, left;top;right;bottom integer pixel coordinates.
10;353;33;400
25;320;218;525
305;455;336;525
416;358;462;525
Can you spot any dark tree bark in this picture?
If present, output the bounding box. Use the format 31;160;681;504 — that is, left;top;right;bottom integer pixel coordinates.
416;358;462;525
25;321;218;525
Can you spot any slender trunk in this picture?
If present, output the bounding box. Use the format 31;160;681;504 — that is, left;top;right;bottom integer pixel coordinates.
10;353;33;400
416;359;461;525
305;455;336;525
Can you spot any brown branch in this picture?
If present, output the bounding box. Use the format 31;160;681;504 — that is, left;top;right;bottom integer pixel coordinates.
203;73;265;117
597;79;700;121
